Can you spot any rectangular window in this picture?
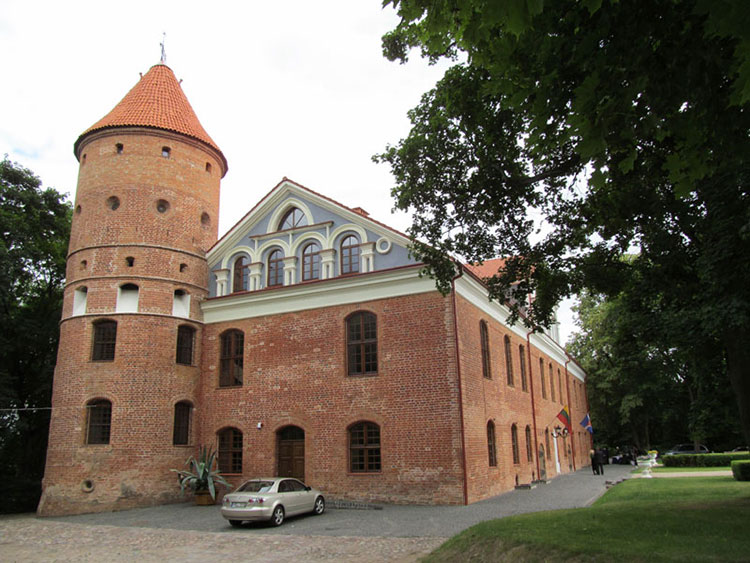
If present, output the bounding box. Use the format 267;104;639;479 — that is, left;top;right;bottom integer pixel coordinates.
173;402;191;445
176;326;195;365
92;321;117;361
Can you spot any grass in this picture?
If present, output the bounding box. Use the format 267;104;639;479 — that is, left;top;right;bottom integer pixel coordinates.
650;466;730;473
423;477;750;562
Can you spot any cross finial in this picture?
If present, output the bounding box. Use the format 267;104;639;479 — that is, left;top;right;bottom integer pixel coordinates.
160;32;167;64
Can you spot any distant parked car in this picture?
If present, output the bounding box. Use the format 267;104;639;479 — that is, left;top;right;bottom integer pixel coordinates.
221;477;325;527
662;444;710;456
729;446;749;453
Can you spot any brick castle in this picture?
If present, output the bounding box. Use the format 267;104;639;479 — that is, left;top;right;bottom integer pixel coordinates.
38;62;591;516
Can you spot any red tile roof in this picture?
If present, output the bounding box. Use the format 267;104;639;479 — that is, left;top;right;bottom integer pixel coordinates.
75;64;226;171
464;258;507;279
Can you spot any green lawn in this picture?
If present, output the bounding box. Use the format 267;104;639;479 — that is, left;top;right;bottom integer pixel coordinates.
424;477;750;562
650;466;730;473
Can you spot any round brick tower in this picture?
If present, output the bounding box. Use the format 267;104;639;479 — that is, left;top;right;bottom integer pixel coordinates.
38;63;227;516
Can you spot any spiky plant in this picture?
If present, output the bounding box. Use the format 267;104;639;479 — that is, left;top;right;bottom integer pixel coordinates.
171;446;232;500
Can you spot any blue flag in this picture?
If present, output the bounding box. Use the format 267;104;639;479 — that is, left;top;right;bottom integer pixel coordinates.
580;413;594;434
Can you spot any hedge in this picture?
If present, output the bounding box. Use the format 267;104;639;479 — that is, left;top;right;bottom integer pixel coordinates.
661;452;750;467
731;460;750;481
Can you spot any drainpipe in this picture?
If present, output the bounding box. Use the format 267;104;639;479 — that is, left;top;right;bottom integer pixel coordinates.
527;330;541;481
450;273;469;505
564;357;576;471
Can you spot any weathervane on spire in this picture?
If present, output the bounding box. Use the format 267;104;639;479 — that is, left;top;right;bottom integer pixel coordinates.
160;32;167;64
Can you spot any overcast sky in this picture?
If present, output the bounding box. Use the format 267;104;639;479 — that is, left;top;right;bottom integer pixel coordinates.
0;0;577;343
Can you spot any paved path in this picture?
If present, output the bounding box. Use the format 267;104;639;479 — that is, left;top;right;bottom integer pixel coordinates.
0;465;633;562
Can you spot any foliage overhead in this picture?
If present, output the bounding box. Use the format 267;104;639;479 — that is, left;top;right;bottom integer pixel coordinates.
0;156;71;512
377;0;750;443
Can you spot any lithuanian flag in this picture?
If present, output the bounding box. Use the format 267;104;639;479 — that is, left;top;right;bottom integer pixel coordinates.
556;406;572;432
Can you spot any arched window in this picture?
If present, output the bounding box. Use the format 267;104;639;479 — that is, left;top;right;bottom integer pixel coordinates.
349;422;381;472
232;256;247;293
540;358;547;398
549;362;555;402
340;235;360;274
218;427;243;473
519;345;528;391
487;421;497;467
267;249;284;287
511;424;520;464
278;207;307;230
91;320;117;361
347;312;377;375
525;425;533;462
480;321;491;379
545;428;551;455
116;283;139;312
558;369;563;404
176;325;195;365
302;242;321;281
173;401;192;445
86;399;112;444
219;330;244;387
504;335;514;386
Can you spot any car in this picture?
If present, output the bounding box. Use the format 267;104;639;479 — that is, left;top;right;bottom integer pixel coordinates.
729;446;749;453
662;443;710;456
221;477;325;527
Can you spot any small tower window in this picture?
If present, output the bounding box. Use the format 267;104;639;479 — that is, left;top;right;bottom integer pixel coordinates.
162;146;171;158
205;162;212;173
156;199;170;213
115;143;123;154
179;263;188;273
80;260;87;270
75;205;82;214
106;196;120;211
201;212;211;227
82;154;87;164
125;256;134;267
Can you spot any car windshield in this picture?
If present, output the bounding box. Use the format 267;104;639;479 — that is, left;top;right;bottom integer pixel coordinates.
237;480;274;493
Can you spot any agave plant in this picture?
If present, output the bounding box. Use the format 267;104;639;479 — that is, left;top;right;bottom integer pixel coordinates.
171;445;232;500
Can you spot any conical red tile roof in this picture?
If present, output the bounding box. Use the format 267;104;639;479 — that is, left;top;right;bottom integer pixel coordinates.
75;63;227;172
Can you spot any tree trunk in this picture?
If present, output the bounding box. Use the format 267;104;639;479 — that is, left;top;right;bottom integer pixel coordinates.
724;328;750;446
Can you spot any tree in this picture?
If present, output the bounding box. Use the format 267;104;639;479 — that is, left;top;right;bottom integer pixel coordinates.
0;157;71;512
568;288;742;452
376;0;750;443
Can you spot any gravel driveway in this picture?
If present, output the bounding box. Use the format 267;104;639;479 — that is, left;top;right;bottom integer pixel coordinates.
0;465;633;562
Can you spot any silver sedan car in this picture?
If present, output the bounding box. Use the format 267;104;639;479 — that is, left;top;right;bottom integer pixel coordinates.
221;477;325;527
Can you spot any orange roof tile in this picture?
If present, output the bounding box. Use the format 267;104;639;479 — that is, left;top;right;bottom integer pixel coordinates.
465;258;508;279
75;64;226;172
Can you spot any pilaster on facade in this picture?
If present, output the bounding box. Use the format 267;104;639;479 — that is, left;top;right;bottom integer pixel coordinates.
360;241;375;273
282;256;298;286
248;262;263;291
214;269;229;296
319;248;335;279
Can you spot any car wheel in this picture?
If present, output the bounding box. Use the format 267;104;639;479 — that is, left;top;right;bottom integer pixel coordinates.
229;520;243;528
270;505;285;527
313;496;325;515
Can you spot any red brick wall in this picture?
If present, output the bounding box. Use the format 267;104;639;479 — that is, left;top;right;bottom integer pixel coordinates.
452;293;588;503
197;290;465;505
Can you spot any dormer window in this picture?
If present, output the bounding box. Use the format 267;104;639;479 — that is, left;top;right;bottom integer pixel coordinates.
278;207;307;230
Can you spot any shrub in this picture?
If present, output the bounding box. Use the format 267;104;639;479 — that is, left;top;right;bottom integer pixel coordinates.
661;453;750;467
731;460;750;481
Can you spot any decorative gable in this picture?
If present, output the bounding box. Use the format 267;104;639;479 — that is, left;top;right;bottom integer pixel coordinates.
206;179;417;298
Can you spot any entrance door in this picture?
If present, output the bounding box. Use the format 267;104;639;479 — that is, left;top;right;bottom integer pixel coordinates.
538;445;547;480
277;425;305;480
